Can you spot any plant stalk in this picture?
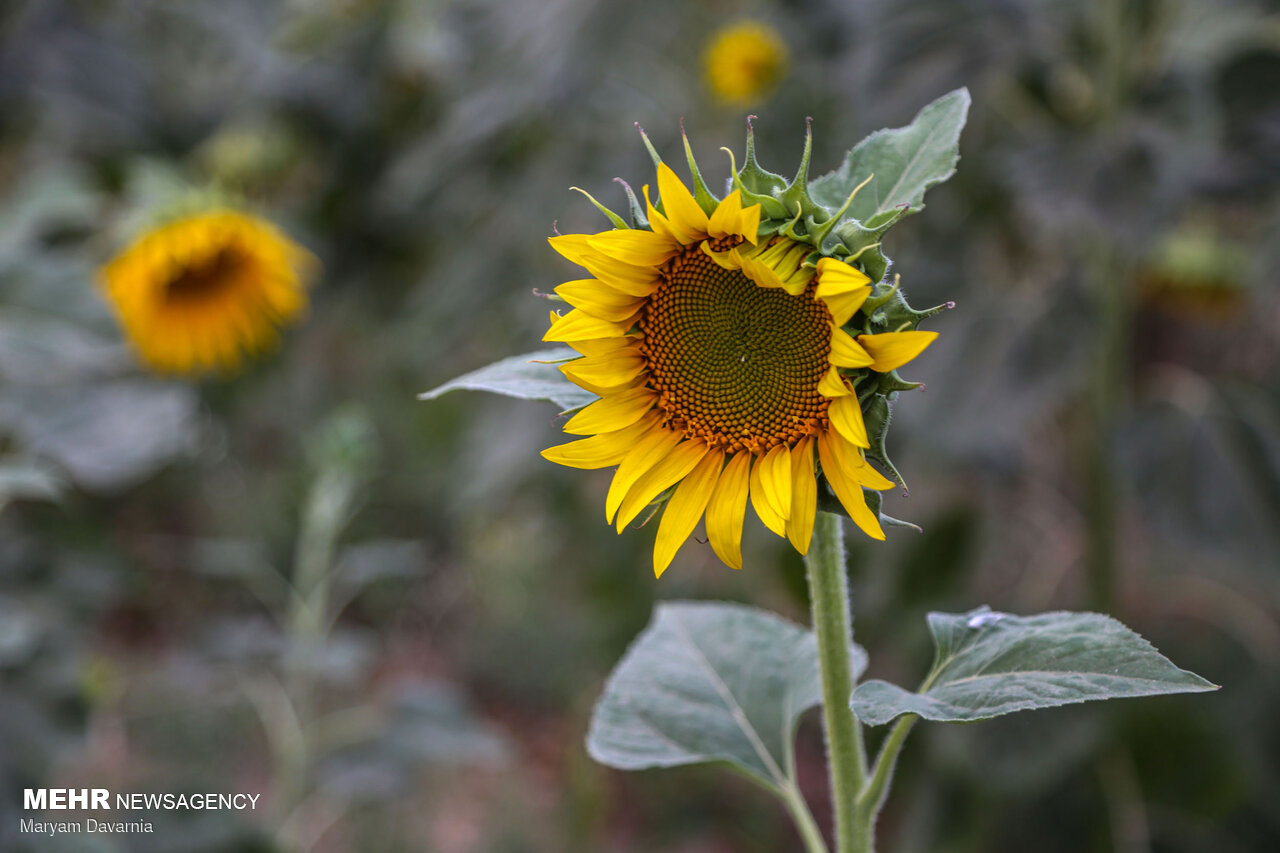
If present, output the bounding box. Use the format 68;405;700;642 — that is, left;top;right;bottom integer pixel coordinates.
805;511;867;853
851;715;918;853
782;782;832;853
1084;242;1128;613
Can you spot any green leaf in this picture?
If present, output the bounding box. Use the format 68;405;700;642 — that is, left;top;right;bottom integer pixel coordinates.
587;601;866;790
811;88;970;223
0;460;63;506
419;348;596;411
851;607;1217;726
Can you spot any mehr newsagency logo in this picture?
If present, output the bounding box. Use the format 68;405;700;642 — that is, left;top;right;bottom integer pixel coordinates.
21;788;262;837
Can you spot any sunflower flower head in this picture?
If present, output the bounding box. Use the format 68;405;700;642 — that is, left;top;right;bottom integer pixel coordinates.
702;20;788;106
100;208;315;375
543;120;953;576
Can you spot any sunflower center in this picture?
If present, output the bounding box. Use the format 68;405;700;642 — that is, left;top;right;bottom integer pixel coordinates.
164;248;245;305
641;245;831;454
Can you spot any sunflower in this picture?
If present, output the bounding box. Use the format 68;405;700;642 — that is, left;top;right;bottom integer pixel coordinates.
702;20;789;106
542;134;938;576
100;209;314;374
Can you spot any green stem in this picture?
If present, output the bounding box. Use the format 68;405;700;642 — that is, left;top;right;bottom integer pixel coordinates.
1084;0;1136;615
782;782;831;853
805;512;867;853
277;465;355;844
851;716;918;853
1085;243;1128;613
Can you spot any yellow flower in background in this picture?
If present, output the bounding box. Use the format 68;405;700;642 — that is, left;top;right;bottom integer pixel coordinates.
703;20;789;106
542;165;936;576
100;210;314;374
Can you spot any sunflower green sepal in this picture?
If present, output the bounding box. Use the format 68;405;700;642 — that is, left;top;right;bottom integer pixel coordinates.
680;127;720;216
830;213;905;282
727;89;968;266
731;118;791;220
872;371;925;395
814;477;917;532
776;119;824;225
864;490;922;532
863;275;955;333
571;187;631;229
613;179;650;229
814;455;918;532
860;394;906;490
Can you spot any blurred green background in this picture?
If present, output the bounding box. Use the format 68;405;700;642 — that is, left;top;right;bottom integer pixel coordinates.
2;0;1278;851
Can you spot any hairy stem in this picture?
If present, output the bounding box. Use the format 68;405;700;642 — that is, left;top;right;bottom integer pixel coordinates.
782;782;832;853
851;716;918;853
805;512;867;853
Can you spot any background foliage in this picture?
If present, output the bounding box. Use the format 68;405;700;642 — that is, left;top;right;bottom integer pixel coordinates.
1;0;1277;851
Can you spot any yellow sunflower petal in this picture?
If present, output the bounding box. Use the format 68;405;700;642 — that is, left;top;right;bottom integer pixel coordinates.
563;385;656;435
707;189;761;245
548;234;593;266
643;184;690;246
738;254;787;290
559;350;647;391
550;234;662;298
656;162;710;243
817;432;885;541
616;439;711;530
700;243;745;270
705;451;752;570
815;259;872;326
829;394;870;448
786;437;817;554
818;366;851;398
555;279;647;322
566;337;637;358
816;287;870;328
544;308;636;343
741;239;813;295
823;428;894;492
758;443;792;521
653;448;725;577
853;455;897;491
857;330;939;373
541;412;661;469
815;257;871;290
588;229;680;267
604;427;683;523
749;456;787;536
829;327;874;368
579;253;661;297
737;199;762;245
706;189;744;241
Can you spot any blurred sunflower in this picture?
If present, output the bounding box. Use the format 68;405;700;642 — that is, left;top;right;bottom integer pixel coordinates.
543;151;936;576
702;20;789;106
100;210;314;374
1137;220;1250;322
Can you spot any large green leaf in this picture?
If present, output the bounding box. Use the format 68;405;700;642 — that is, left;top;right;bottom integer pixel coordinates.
851;607;1217;726
587;601;866;790
810;88;970;222
419;347;595;411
